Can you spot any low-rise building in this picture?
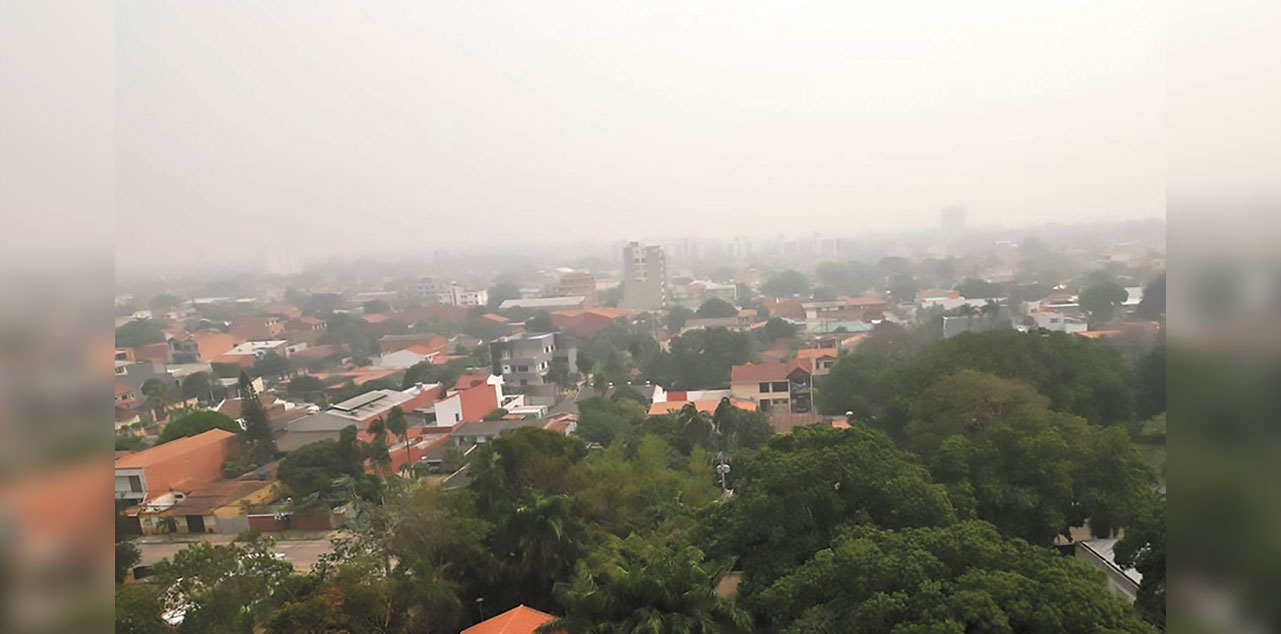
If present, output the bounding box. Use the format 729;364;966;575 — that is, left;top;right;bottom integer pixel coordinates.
114;429;240;507
793;348;838;376
730;361;813;413
277;384;443;452
229;316;285;340
498;296;587;311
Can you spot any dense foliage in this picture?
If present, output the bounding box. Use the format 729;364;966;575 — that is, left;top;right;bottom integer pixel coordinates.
156;411;241;445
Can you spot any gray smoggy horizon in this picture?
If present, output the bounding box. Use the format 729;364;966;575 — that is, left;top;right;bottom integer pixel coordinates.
116;0;1165;280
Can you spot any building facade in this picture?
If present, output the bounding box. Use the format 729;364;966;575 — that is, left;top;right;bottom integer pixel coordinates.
621;241;668;310
490;332;578;387
436;282;489;307
554;272;598;308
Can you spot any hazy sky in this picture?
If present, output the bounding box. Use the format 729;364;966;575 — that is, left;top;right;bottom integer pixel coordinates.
116;0;1165;277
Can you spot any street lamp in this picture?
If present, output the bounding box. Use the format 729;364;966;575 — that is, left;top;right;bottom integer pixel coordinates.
475;597;485;621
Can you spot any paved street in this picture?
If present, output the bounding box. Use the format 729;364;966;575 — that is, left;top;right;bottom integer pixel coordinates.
134;531;338;573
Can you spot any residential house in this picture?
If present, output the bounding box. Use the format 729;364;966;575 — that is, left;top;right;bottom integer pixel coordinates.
114;359;178;392
460;605;556;634
379;333;448;355
425;377;504;427
730;361;813;413
115;429;240;532
681;316;752;333
794;348;838;376
490;332;578;388
377;345;445;369
229;316;284;340
284;316;327;334
212;340;290;367
276;384;443;452
146;476;282;535
167;331;243;364
549;308;634;337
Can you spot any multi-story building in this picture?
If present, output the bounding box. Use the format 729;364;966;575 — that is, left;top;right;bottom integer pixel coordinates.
554;271;598;308
730;361;813;413
621;241;668;310
436;281;489;307
490;332;578;387
229;316;285;340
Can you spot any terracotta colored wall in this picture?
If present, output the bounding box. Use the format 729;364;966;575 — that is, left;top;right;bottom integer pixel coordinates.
143;435;238;493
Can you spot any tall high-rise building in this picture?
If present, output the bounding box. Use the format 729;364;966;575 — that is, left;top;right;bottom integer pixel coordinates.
621;241;668;310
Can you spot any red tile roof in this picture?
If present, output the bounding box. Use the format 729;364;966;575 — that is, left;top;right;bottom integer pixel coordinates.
461;605;557;634
451;373;495;391
730;361;810;384
794;348;838;361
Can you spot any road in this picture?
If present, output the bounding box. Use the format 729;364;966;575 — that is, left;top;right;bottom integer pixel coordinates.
134;531;338;573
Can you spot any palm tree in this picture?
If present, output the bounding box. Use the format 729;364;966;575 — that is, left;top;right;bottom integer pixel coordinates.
366;417;391;477
541;537;750;634
677;403;714;454
385;406;410;472
508;492;583;606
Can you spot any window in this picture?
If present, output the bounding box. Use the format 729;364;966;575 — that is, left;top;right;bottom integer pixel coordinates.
454;412;461;422
772;381;789;392
129;475;142;492
758;382;771;393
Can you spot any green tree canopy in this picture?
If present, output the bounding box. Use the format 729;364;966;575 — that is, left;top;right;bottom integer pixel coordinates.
761;269;810;297
253;351;292;379
1079;279;1129;325
707;425;955;594
665;305;695;332
526;310;556;333
749;521;1155;633
643;328;757;390
116;319;167;348
286;374;325;395
156;410;241;445
179;371;214;403
545;534;750;634
695;298;738;318
362;299;391;314
819;329;1134;430
1136;272;1165;320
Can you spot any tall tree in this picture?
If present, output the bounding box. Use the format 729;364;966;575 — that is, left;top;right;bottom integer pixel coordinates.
385;406;410;471
749;521;1156;633
239;371;277;464
1079;279;1129;326
1136;272;1165;319
366;417;392;476
761;270;810;297
156;411;241;445
695;298;738;318
545;535;750;634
